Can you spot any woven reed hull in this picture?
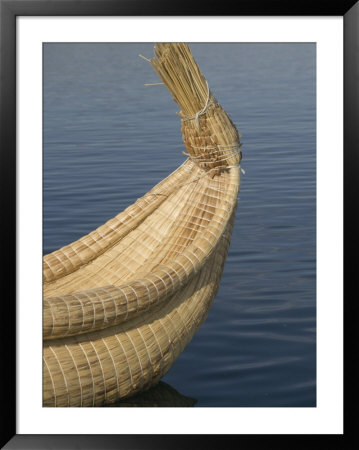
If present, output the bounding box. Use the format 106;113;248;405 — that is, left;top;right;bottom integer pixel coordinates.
43;43;242;406
43;209;235;406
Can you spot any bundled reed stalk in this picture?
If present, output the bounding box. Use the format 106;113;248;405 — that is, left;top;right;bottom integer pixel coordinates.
151;43;241;176
43;43;242;406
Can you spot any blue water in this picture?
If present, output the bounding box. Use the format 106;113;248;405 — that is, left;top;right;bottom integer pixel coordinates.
43;43;316;407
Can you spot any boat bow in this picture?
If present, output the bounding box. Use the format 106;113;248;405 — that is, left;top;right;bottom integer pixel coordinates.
43;43;242;406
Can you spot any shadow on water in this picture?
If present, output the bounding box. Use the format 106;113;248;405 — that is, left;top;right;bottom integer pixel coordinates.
108;381;197;407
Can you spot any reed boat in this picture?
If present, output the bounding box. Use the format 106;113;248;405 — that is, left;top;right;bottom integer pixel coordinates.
43;43;242;407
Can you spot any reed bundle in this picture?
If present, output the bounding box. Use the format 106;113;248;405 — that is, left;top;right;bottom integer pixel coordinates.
43;43;242;406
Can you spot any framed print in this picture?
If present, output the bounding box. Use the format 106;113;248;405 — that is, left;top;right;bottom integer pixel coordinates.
1;1;357;448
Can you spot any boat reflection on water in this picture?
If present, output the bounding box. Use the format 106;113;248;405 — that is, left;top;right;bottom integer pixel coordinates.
108;381;197;407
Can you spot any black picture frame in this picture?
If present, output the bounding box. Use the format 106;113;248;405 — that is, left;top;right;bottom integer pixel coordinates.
1;1;357;448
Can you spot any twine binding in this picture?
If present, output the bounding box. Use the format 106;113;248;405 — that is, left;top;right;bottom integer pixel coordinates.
180;81;215;130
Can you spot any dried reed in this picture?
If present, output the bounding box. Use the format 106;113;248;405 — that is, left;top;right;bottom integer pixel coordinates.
43;43;241;406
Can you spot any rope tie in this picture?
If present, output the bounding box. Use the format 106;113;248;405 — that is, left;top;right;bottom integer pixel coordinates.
181;81;214;130
182;142;243;172
150;156;244;198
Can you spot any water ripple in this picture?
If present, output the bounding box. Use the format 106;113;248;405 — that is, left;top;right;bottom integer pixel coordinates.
44;43;316;407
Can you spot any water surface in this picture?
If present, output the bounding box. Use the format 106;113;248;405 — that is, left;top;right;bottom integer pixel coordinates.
43;43;316;407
